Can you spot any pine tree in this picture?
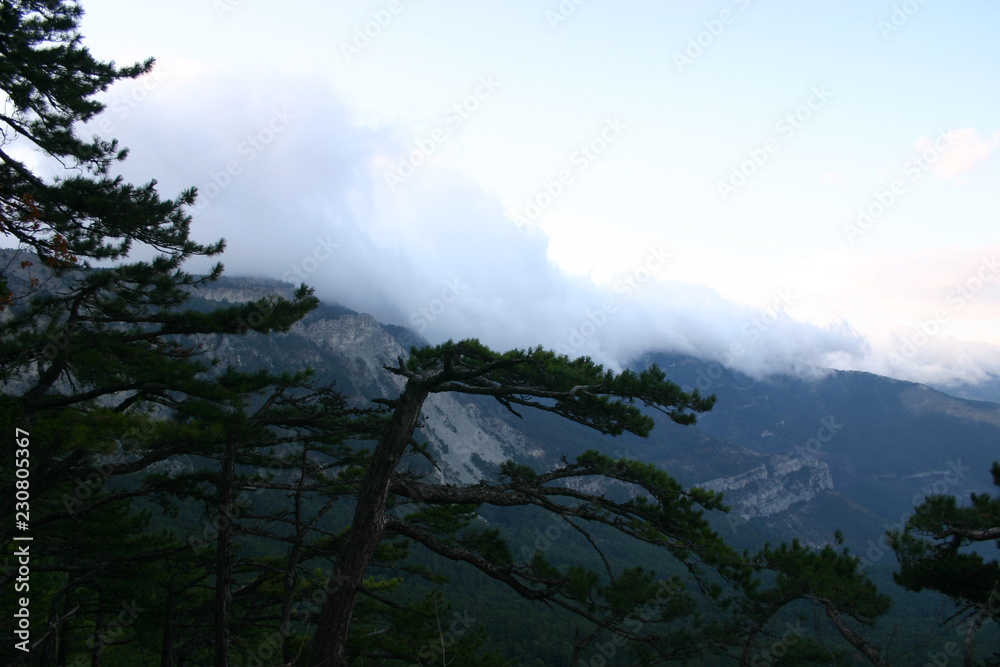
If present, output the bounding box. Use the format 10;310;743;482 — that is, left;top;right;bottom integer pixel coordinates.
0;3;320;664
890;462;1000;666
731;535;892;666
306;339;740;666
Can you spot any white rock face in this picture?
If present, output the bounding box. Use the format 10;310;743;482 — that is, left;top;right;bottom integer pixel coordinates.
194;281;536;483
698;455;834;519
197;280;296;304
295;313;408;399
195;280;836;504
292;311;544;483
418;397;547;483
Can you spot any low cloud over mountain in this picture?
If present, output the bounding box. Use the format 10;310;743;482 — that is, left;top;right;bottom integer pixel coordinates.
89;64;1000;389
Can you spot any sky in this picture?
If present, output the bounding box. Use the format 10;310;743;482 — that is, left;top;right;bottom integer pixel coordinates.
55;0;1000;388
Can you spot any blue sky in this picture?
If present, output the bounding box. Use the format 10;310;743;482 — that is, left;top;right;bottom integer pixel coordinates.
68;0;1000;387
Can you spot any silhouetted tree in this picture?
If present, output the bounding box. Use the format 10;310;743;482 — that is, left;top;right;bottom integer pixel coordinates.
891;462;1000;666
307;339;737;666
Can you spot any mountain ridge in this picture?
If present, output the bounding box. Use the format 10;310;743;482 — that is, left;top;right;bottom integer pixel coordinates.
7;260;995;551
177;274;1000;553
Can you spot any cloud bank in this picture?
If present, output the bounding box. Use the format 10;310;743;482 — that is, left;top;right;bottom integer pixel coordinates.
90;63;999;389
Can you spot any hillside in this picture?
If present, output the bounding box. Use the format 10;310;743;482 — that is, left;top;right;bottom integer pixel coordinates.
187;274;1000;556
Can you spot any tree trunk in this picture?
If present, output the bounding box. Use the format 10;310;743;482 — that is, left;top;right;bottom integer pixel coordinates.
308;383;429;667
739;618;767;667
822;601;888;667
90;607;106;667
44;579;75;667
215;435;236;667
963;586;998;667
279;450;310;664
161;580;176;667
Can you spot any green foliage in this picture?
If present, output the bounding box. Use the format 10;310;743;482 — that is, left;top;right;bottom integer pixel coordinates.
891;461;1000;618
599;566;664;613
0;4;371;665
350;587;512;666
753;539;891;622
405;503;480;537
406;338;715;435
0;0;209;266
498;460;538;485
459;527;514;567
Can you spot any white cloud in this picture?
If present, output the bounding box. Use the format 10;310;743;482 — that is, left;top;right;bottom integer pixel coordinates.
93;65;1000;390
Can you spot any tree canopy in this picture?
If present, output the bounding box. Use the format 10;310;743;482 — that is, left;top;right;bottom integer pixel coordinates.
308;339;727;666
891;462;1000;666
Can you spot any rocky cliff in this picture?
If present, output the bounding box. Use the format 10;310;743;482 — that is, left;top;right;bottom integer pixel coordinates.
92;273;1000;548
192;277;843;515
8;257;998;550
699;455;834;519
196;279;554;484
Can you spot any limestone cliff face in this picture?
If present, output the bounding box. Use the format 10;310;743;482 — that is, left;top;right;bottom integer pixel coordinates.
292;312;548;483
196;279;296;304
199;280;552;485
11;260;1000;550
194;278;841;503
698;455;834;519
294;313;408;399
416;398;548;484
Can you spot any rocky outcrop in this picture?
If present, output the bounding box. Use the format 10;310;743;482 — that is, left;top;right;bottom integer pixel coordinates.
196;279;296;304
294;312;408;399
698;455;834;519
193;285;552;485
194;277;841;502
293;312;549;483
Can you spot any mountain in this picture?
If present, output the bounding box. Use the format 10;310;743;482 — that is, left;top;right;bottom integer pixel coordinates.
8;261;996;663
629;352;1000;552
932;374;1000;404
191;278;559;485
188;275;1000;556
